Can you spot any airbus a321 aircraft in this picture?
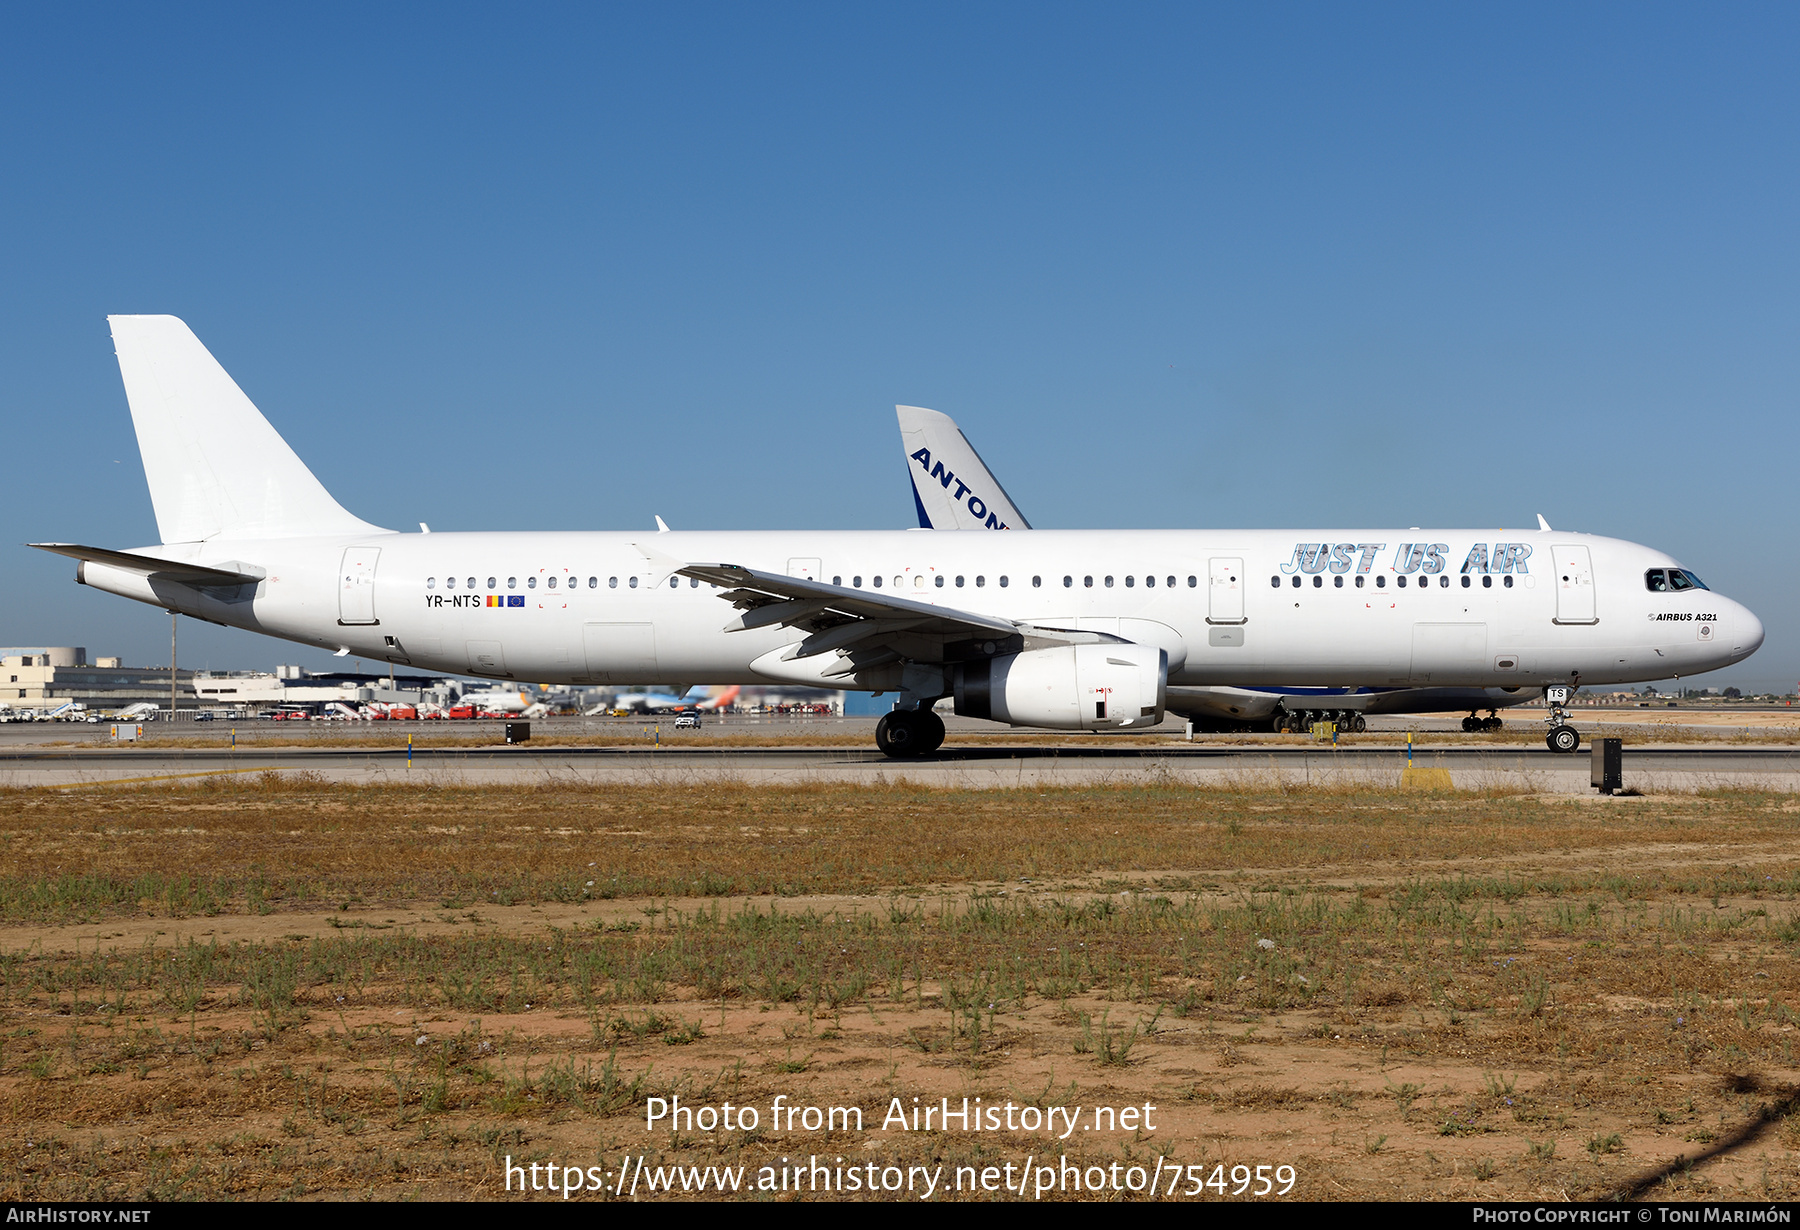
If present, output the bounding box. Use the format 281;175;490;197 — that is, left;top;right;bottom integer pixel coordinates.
35;317;1763;758
899;403;1543;734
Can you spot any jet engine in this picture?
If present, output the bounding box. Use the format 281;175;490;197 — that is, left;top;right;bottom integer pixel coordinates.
953;643;1166;730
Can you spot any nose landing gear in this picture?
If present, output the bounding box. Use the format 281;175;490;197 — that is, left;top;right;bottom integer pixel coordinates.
1542;685;1580;753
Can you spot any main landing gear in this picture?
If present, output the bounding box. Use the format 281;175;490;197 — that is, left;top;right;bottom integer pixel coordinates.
1462;710;1503;733
875;708;946;757
1271;708;1365;734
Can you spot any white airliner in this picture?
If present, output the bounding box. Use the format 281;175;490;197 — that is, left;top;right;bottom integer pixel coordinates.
899;404;1544;734
34;317;1763;758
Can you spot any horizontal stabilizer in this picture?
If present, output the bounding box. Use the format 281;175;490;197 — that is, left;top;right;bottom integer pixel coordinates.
29;543;261;586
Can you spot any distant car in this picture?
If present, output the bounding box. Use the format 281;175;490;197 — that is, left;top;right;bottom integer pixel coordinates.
193;712;215;722
673;714;702;730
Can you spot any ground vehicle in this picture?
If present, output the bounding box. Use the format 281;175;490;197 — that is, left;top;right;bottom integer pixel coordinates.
673;714;701;729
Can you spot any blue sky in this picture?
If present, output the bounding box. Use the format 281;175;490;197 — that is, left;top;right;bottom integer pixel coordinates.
3;4;1795;690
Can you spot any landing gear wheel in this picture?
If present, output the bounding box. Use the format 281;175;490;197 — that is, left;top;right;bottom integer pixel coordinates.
1351;714;1366;733
876;708;946;758
1462;716;1478;733
1546;725;1580;754
1271;714;1289;734
1483;717;1503;732
915;709;945;755
876;711;922;757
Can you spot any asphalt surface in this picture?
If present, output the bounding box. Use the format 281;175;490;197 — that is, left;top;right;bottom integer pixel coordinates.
4;732;1796;791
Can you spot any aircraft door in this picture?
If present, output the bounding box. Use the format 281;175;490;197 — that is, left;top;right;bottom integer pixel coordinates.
466;641;508;676
1208;558;1245;624
338;548;380;625
1552;545;1598;625
1409;623;1488;684
584;623;659;683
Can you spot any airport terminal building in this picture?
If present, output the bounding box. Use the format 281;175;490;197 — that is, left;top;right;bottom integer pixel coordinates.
0;647;194;708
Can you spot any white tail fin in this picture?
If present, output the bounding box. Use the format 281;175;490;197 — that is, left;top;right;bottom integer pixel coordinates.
109;315;386;543
896;405;1031;530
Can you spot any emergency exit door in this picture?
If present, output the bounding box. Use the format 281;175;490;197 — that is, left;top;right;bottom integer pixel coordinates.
338;547;380;625
1208;558;1245;624
1552;544;1598;625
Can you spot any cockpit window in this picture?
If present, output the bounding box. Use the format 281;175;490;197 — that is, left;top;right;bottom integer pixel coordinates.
1648;568;1710;592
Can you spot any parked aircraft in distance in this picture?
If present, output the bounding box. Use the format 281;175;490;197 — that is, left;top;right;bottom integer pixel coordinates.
895;405;1540;734
35;317;1763;757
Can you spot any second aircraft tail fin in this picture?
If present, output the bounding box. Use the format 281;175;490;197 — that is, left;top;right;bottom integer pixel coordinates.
896;405;1031;530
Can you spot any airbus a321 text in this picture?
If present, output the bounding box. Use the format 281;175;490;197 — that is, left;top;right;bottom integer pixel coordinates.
34;317;1763;758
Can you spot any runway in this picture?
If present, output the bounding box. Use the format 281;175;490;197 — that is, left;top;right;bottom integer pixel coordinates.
6;738;1798;791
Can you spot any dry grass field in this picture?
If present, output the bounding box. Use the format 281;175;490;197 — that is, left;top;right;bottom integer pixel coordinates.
1;774;1797;1201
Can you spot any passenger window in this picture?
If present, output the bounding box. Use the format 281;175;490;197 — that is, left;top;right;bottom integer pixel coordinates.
853;576;862;587
1461;575;1470;588
1292;576;1302;588
1186;576;1195;587
446;577;456;590
832;575;841;586
1356;575;1364;588
976;576;986;587
935;575;945;587
527;576;537;589
873;576;882;588
1270;576;1280;587
1065;576;1074;588
670;576;679;588
999;576;1008;587
1439;575;1448;588
1125;575;1134;587
609;577;618;588
1376;576;1386;588
547;576;557;589
1504;575;1513;588
956;575;965;587
488;577;497;589
1312;575;1322;588
896;575;905;588
629;576;638;589
1084;576;1094;588
426;577;435;589
1032;576;1042;588
507;577;517;590
466;577;476;590
588;577;597;588
914;575;925;588
1333;575;1342;588
1145;575;1155;587
1397;575;1406;588
1482;576;1492;588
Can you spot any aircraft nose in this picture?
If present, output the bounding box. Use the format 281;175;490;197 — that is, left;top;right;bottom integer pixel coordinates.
1733;604;1765;662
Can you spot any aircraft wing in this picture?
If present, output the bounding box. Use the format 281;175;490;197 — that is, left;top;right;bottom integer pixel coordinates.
29;543;262;586
677;562;1017;653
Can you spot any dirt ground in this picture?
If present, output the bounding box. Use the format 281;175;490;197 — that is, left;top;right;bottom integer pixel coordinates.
2;780;1797;1202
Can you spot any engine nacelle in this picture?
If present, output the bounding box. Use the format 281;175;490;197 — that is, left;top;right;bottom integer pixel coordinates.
954;643;1167;731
